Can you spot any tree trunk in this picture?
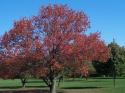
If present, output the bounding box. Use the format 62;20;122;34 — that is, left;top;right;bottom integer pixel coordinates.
58;76;63;87
85;76;88;81
50;78;56;93
21;78;26;88
113;70;116;87
113;65;116;88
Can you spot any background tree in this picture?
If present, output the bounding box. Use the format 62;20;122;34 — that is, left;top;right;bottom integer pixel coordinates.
93;60;113;77
93;40;125;78
108;40;125;87
108;40;125;76
116;46;125;76
0;19;43;87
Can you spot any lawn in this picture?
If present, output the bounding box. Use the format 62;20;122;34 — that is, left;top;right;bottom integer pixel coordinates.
60;78;125;93
0;78;125;93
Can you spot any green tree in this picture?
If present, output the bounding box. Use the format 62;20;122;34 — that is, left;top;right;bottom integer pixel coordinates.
108;40;125;87
93;40;125;78
93;60;113;77
108;40;125;76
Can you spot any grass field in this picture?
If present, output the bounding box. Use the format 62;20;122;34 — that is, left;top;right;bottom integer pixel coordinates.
0;78;125;93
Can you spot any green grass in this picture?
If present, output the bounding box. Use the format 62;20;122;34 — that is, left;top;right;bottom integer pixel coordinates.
0;79;46;89
60;78;125;93
0;78;125;93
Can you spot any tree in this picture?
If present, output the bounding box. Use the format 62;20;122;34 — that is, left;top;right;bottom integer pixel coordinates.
117;46;125;76
0;19;43;87
93;60;113;77
1;5;109;93
93;41;125;78
108;40;125;87
32;5;109;93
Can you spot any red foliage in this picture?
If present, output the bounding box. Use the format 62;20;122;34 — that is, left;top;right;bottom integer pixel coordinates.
0;5;110;86
0;18;43;79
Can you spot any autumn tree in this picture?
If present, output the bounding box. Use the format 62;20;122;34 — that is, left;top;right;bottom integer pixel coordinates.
32;5;109;93
0;19;43;87
1;5;109;93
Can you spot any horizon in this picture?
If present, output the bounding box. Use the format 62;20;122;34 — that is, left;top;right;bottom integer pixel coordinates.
0;0;125;46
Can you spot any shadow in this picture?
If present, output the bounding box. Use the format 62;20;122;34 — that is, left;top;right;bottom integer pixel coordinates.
62;86;102;89
87;80;108;82
91;77;125;79
63;79;108;83
0;86;22;89
64;79;84;82
25;85;47;88
27;81;43;83
0;89;63;93
91;77;112;79
0;85;48;90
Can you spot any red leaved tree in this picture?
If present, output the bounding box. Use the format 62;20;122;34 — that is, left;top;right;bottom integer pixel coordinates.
32;5;109;93
0;18;43;87
0;5;110;93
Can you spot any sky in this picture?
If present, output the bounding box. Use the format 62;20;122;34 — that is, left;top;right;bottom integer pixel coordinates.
0;0;125;46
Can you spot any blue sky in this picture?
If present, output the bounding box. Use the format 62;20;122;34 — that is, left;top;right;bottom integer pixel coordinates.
0;0;125;46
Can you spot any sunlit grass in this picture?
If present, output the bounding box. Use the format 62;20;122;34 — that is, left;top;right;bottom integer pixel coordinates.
0;78;125;93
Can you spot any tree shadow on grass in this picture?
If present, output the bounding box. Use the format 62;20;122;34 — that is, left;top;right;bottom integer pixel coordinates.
62;86;102;89
64;80;84;82
0;86;22;89
0;85;47;89
25;85;47;88
0;90;63;93
27;80;43;83
87;80;108;82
